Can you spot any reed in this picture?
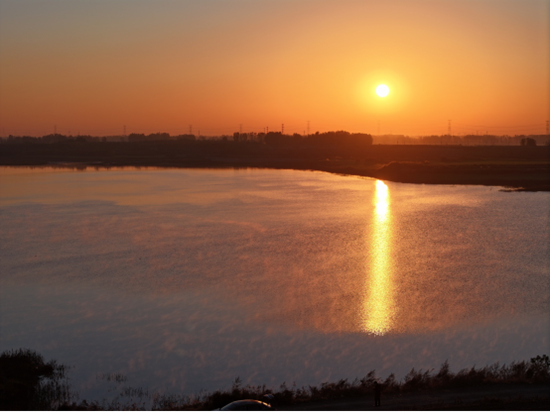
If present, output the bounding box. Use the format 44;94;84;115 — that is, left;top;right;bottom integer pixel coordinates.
2;348;548;410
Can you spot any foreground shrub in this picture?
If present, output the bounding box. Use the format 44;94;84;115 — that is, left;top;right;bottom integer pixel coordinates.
0;348;72;410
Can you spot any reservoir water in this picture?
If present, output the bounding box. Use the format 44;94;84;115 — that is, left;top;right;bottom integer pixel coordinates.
0;166;548;403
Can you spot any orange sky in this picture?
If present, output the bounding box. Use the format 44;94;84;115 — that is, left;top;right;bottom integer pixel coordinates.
0;0;548;137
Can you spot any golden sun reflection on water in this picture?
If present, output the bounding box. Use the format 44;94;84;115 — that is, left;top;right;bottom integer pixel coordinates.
362;180;395;335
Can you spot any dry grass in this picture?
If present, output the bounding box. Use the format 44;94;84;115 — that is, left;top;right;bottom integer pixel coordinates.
83;355;550;410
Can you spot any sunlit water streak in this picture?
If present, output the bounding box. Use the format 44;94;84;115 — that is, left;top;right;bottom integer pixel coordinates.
363;180;395;335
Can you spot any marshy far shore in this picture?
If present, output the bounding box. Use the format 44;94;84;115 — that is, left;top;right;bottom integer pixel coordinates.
1;141;549;191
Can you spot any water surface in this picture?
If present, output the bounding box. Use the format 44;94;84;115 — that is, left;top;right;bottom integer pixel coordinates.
0;166;548;401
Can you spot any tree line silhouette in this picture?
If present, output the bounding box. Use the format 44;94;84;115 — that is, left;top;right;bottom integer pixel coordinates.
2;130;548;146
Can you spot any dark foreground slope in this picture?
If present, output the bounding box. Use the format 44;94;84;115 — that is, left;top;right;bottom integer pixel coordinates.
281;383;550;410
1;142;549;191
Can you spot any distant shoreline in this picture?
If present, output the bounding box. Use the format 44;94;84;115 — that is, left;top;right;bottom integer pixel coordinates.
1;142;549;191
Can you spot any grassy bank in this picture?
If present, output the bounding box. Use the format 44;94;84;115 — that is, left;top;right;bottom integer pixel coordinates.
148;356;550;410
2;349;549;410
1;142;549;191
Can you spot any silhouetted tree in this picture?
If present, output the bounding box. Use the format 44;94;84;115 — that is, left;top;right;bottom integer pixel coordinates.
176;134;196;141
264;131;291;145
305;130;372;148
148;132;170;141
520;137;537;147
0;348;71;410
128;133;146;142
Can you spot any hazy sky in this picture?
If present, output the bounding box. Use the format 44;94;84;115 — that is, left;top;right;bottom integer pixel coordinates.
0;0;548;136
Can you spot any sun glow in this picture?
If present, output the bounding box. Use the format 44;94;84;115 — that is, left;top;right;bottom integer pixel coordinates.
362;180;395;335
376;84;390;97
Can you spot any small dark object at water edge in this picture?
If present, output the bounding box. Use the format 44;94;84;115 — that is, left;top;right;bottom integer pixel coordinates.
219;399;273;410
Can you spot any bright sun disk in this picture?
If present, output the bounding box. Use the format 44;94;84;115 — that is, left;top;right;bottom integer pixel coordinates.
376;84;390;97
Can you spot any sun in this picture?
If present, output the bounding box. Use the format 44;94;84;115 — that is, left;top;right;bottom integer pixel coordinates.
376;84;390;97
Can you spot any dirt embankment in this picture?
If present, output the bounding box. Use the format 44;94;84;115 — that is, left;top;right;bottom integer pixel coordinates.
1;142;549;191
